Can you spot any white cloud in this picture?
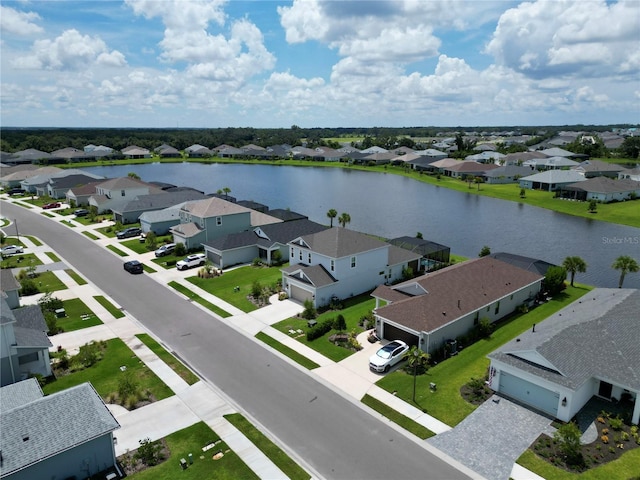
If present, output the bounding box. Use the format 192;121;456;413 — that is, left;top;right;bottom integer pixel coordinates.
0;6;43;36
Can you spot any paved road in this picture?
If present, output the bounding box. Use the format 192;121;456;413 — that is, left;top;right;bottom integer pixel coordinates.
2;202;473;480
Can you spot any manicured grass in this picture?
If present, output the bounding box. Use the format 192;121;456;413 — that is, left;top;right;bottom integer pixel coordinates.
82;231;99;240
126;421;259;480
56;298;103;332
29;270;68;293
1;253;43;269
377;284;593;427
45;251;61;262
271;294;374;362
187;264;283;313
60;219;75;227
15;202;33;209
43;338;173;401
142;263;157;273
25;235;42;246
517;448;640;480
122;238;154;254
136;333;199;385
93;295;125;318
255;332;321;370
65;268;88;285
106;244;127;256
224;413;311;480
361;394;435;439
41;212;55;217
168;281;231;317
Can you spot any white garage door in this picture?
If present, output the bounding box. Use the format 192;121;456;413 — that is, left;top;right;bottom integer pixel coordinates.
290;285;314;303
499;372;559;416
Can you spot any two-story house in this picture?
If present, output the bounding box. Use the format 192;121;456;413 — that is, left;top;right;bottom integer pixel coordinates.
282;227;422;307
88;177;164;214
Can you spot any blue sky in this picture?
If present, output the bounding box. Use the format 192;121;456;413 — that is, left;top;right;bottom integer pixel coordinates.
1;0;638;128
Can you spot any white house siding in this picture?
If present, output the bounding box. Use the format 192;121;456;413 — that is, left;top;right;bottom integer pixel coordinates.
498;371;560;416
587;190;640;203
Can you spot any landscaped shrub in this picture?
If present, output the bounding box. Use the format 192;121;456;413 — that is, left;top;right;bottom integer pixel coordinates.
251;280;263;298
359;311;375;329
334;314;347;333
554;422;584;467
19;279;39;296
301;299;317;320
135;438;164;466
174;242;186;256
306;318;334;341
609;416;624;431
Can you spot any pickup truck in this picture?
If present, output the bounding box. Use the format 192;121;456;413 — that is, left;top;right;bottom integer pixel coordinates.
176;253;206;270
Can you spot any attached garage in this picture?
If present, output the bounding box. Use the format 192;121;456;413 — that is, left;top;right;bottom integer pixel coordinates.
289;284;314;304
381;322;419;347
499;371;559;416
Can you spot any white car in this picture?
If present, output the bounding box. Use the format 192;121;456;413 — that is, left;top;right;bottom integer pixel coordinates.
369;340;410;373
1;245;24;256
176;253;206;270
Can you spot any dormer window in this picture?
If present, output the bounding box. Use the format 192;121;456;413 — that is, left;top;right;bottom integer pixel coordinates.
308;253;311;263
351;256;356;268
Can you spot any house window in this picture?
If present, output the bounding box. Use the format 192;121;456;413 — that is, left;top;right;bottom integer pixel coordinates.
495;301;500;315
486;306;490;312
299;250;302;261
18;352;39;365
216;216;222;226
308;253;311;263
330;259;335;271
290;247;294;258
351;256;356;268
121;190;125;196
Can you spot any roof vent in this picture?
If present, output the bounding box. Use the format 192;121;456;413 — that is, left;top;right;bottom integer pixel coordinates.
442;311;446;316
22;435;29;442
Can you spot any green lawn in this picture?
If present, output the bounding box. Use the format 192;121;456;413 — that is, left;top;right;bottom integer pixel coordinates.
255;332;321;370
126;421;259;480
45;251;61;262
55;298;103;332
1;253;43;269
361;394;435;439
122;238;154;254
377;285;593;426
187;264;283;313
43;338;173;401
518;448;640;480
151;254;179;269
168;281;231;317
106;244;128;256
60;219;75;227
271;294;374;362
29;270;68;294
65;268;88;285
93;295;125;318
224;413;310;480
136;333;199;385
142;263;157;273
25;235;42;246
82;231;100;240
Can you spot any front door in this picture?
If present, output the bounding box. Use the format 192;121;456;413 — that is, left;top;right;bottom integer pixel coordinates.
598;381;613;399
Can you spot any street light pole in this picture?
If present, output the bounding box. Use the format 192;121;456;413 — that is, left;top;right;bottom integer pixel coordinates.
412;348;419;403
14;219;19;241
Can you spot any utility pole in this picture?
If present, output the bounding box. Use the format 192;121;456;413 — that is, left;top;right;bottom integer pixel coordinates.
14;218;19;241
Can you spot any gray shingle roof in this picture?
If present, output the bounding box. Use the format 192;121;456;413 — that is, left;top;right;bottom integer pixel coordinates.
489;289;640;391
282;264;337;288
0;378;43;412
13;305;48;332
292;227;388;258
1;270;20;293
117;191;207;214
0;382;119;477
489;252;556;276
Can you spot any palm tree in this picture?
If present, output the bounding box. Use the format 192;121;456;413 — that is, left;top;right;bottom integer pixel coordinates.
326;209;337;227
222;187;231;199
403;345;430;402
612;255;639;288
338;212;351;228
562;256;587;287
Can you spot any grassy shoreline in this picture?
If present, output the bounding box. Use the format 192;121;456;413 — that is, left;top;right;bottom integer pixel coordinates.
60;157;640;228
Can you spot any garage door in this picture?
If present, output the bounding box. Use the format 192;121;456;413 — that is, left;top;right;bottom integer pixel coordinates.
499;372;559;416
290;285;314;303
381;322;419;347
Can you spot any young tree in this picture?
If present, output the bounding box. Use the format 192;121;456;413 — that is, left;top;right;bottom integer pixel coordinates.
554;422;584;466
338;212;351;228
588;199;597;213
334;314;347;333
144;231;157;250
416;232;423;239
479;245;491;257
562;256;587;287
174;242;186;256
544;266;567;294
612;255;639;288
222;186;231;198
326;209;337;227
127;172;140;180
403;346;430;402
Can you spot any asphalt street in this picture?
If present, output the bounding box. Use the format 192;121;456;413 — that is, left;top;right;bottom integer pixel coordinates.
2;202;473;480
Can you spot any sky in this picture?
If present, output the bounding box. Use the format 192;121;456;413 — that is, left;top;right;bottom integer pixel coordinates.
1;0;639;129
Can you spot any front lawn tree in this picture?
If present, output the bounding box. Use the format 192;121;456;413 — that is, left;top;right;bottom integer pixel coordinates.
404;346;430;403
554;422;584;467
338;212;351;228
612;255;639;288
544;266;567;295
562;256;587;287
326;209;337;227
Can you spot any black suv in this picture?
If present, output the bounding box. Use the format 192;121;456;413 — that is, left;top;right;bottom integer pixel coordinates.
123;260;143;274
74;209;90;217
116;227;142;239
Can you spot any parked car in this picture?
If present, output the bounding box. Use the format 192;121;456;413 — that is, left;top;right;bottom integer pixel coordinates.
154;243;176;257
139;232;147;243
7;188;25;196
116;227;142;239
43;202;61;209
74;208;89;217
123;260;143;274
0;245;24;256
176;253;206;270
369;340;409;373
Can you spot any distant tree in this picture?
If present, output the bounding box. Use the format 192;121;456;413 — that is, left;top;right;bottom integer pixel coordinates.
619;136;640;159
127;172;140;180
474;176;484;190
588;199;597;213
222;187;231;198
544;266;567;294
562;256;587;287
404;346;430;402
416;232;423;239
479;245;491;257
612;255;639;288
519;188;526;198
327;209;337;227
338;212;351;228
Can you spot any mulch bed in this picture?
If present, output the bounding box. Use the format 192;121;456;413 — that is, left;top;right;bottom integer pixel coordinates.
460;381;493;405
118;439;170;476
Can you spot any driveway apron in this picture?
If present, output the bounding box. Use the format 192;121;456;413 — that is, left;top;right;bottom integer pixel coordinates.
428;394;555;480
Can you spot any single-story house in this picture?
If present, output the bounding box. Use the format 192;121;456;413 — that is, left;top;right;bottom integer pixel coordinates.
523;156;581;171
1;167;62;189
426;158;459;173
619;167;640;182
559;177;640;203
488;288;640;425
121;146;151;159
113;190;207;224
155;144;182;158
519;170;586;191
572;160;626;179
0;379;121;480
442;161;499;179
43;172;105;199
371;257;543;353
465;151;506;164
185;144;215;157
1;149;52;165
538;147;584;159
482;165;535;184
282;227;422;307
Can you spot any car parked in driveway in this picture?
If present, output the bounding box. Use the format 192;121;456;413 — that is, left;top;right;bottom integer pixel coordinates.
74;208;89;217
43;202;61;209
116;227;142;239
369;340;410;373
0;245;24;256
154;243;176;257
123;260;143;274
176;253;206;270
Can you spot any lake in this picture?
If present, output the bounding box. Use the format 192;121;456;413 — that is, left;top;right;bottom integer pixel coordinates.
83;163;640;289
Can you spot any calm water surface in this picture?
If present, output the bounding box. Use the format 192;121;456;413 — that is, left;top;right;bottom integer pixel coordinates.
84;163;640;288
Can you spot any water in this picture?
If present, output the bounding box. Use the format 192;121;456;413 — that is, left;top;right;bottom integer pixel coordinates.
83;163;640;289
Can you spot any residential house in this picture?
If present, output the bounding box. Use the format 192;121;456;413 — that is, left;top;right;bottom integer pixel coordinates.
519;170;586;191
1;149;52;166
139;202;187;235
619;167;640;182
371;257;543;353
84;144;114;154
360;146;388;154
523;156;581;171
185;144;214;157
571;160;626;179
45;172;105;199
465;151;506;164
559;177;640;203
237;200;269;213
170;197;282;250
362;152;396;165
442;161;499;179
426;158;459;173
267;209;308;222
488;288;640;425
282;227;422;307
482;165;535;184
387;236;450;270
121;145;151;159
538;147;583;159
155;144;182;158
217;146;245;158
0;167;61;189
203;219;328;269
65;181;105;207
88;177;164;214
0;379;121;480
503;151;547;166
112;190;207;224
